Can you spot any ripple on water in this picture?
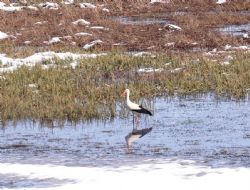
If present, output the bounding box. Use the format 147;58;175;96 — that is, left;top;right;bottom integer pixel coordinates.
0;95;250;168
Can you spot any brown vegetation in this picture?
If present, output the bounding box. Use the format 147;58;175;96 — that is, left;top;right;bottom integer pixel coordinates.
0;0;249;55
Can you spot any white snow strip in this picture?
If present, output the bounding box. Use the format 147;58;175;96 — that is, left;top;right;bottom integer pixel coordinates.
83;39;103;50
224;45;250;51
0;161;250;190
0;4;23;12
62;0;74;5
170;67;183;73
220;61;230;65
74;32;92;37
131;51;153;57
242;33;249;39
0;2;6;7
26;5;38;11
102;8;110;12
150;0;170;4
79;3;96;9
0;31;9;40
137;67;163;73
34;21;48;25
0;51;106;73
90;26;108;30
38;2;59;10
165;24;182;31
24;41;32;44
72;19;90;26
216;0;226;4
165;42;175;47
48;37;61;44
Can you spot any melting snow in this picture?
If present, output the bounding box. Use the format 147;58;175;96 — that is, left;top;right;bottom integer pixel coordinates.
102;8;110;12
165;24;182;31
137;67;163;73
75;32;92;37
170;67;183;73
83;40;103;50
72;19;90;26
0;51;106;73
0;3;23;12
0;161;250;190
90;26;108;30
38;2;59;10
62;0;74;5
79;3;96;9
26;5;38;11
216;0;226;4
150;0;170;4
34;21;48;25
48;37;61;44
0;31;9;40
0;2;5;7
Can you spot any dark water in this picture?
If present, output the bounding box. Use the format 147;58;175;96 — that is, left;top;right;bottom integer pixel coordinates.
218;22;250;37
0;95;250;168
111;16;170;25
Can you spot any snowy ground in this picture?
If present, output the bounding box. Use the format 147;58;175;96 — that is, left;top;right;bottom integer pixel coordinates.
0;161;250;190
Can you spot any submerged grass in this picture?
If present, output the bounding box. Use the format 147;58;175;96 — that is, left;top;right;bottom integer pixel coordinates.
0;52;250;122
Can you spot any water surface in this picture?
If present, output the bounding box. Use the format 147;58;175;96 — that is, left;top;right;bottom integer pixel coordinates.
1;95;249;168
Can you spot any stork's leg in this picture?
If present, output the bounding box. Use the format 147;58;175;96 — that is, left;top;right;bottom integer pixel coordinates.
132;112;135;129
135;114;141;127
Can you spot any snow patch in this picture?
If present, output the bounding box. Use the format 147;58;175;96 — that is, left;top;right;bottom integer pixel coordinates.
137;67;163;73
102;8;110;12
150;0;170;4
83;40;103;50
216;0;226;4
62;0;74;5
48;37;61;44
24;41;32;44
38;2;59;10
0;52;107;73
26;5;38;11
34;21;48;25
170;67;183;73
0;3;23;12
165;24;182;31
0;2;5;7
90;26;108;30
79;3;96;9
72;19;90;26
0;31;9;40
1;161;250;190
75;32;92;37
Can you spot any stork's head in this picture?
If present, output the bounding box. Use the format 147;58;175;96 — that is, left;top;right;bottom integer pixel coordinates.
121;89;130;97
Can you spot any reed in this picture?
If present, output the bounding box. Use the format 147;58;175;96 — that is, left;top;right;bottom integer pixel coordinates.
1;52;249;122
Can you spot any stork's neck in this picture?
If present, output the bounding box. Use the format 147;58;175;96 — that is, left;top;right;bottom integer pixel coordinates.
126;91;131;104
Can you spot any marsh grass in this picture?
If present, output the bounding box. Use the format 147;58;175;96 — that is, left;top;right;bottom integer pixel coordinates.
1;52;250;122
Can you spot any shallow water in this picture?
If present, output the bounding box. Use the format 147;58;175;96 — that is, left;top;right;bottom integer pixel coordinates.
218;22;250;37
111;16;170;25
0;95;250;188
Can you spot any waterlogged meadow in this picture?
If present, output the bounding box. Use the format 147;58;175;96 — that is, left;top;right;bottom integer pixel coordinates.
1;52;250;122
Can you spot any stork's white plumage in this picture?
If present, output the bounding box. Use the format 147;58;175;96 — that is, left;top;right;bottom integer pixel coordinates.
121;89;152;116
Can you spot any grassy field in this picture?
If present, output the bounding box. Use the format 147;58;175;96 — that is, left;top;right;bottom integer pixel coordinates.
0;0;250;123
1;52;250;122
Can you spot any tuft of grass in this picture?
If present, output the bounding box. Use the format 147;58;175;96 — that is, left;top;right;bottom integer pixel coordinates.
0;52;250;122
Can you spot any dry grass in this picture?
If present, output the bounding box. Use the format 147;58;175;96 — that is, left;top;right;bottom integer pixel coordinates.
0;1;249;55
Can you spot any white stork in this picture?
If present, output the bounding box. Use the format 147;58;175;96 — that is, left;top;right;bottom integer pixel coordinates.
122;89;153;128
